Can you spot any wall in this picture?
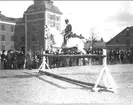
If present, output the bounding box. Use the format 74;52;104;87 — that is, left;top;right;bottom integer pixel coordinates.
0;21;15;51
45;11;61;32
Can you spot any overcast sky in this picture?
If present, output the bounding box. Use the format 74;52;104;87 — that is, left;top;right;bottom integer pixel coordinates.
0;1;133;42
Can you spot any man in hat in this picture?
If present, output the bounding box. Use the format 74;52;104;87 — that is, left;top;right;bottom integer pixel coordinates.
63;19;72;45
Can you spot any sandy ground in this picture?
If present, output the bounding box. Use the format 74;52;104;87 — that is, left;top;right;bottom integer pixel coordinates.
0;64;133;105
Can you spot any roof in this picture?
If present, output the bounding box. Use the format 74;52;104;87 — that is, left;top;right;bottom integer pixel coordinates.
106;26;133;49
15;17;25;25
25;1;62;15
0;13;17;23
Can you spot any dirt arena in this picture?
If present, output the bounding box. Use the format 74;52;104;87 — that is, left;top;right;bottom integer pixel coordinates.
0;64;133;105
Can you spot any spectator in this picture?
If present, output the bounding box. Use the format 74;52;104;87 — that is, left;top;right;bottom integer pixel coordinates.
1;50;6;69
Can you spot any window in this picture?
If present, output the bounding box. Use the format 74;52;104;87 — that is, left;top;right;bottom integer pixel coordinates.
49;14;52;20
56;16;58;21
56;16;60;21
1;24;5;31
11;26;14;32
53;22;55;27
1;35;5;41
47;13;50;19
11;36;14;41
53;15;55;20
49;14;56;20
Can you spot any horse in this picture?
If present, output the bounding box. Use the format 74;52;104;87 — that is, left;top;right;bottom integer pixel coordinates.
44;26;87;67
45;26;86;54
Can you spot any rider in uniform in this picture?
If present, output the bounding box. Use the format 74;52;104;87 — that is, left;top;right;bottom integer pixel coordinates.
64;19;72;45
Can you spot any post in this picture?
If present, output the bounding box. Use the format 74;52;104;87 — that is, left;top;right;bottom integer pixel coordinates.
103;49;107;67
92;49;107;91
38;51;46;72
42;51;46;71
93;48;117;93
0;54;1;70
89;58;92;66
25;14;27;58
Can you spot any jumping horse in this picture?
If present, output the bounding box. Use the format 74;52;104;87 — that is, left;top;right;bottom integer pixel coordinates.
44;25;86;54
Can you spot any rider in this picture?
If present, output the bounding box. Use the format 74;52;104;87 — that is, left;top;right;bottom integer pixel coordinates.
64;19;72;45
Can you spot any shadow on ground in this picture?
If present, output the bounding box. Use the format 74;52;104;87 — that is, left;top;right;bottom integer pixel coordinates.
37;70;108;92
0;70;111;92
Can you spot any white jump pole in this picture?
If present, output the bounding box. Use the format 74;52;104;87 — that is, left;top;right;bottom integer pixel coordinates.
38;51;51;72
37;48;117;93
92;49;117;93
38;25;51;72
38;51;46;71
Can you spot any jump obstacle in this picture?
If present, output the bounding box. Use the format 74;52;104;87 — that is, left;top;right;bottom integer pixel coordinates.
38;49;117;93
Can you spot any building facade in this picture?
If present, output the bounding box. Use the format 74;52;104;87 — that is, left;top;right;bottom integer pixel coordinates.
0;11;16;51
14;17;25;52
24;0;62;54
106;26;133;50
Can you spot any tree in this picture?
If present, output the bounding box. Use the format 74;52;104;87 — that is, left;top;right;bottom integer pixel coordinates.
89;28;99;52
100;37;104;42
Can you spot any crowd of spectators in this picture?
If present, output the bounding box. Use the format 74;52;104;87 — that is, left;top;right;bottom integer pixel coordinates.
85;48;133;65
107;49;133;64
0;48;133;70
0;50;43;70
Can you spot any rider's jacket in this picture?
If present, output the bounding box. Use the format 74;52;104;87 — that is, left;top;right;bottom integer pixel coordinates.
65;24;72;34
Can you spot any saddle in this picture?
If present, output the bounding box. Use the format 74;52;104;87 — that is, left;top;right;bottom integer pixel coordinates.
65;32;84;40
